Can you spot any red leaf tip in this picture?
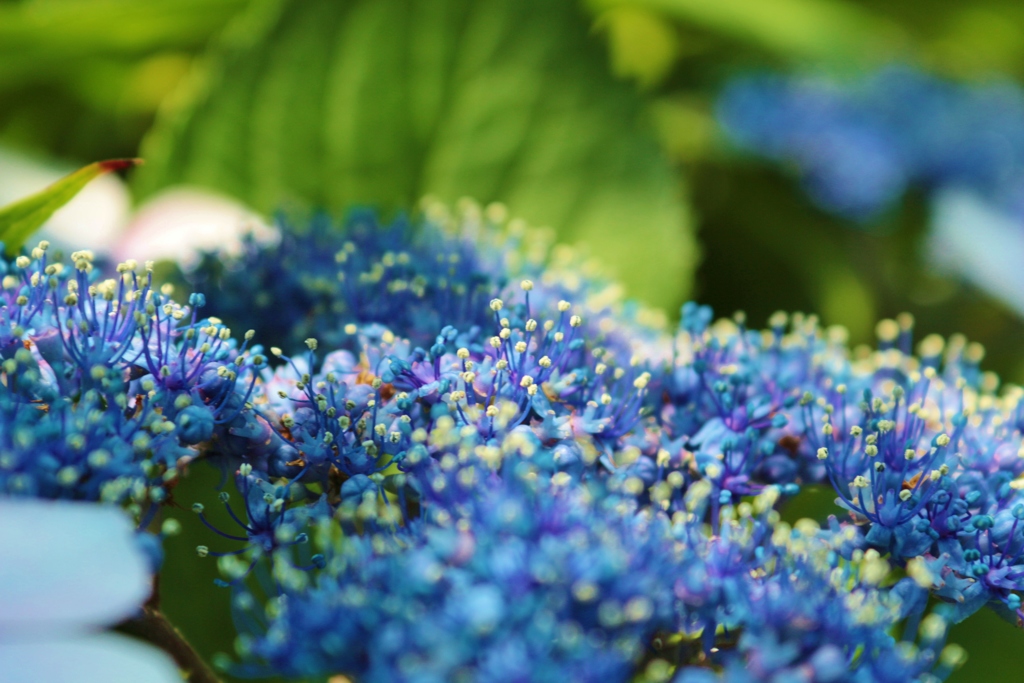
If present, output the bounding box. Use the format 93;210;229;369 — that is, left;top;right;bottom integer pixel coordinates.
97;158;143;173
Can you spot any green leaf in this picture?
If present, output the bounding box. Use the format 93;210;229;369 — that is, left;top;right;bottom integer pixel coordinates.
136;0;697;309
0;159;138;254
589;0;906;65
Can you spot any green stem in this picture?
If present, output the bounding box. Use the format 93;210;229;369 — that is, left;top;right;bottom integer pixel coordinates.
117;606;222;683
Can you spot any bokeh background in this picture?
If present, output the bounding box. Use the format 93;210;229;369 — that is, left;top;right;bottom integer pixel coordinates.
3;0;1024;680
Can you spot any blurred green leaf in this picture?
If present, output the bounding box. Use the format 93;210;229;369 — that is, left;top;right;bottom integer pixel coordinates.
136;0;697;308
0;1;250;159
589;0;906;65
0;0;249;73
594;6;681;89
0;158;137;254
922;6;1024;78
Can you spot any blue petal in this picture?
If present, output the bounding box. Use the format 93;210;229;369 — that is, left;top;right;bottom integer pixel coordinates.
0;499;150;632
0;633;179;683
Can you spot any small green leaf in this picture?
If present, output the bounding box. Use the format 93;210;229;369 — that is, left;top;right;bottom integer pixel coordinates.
0;159;139;255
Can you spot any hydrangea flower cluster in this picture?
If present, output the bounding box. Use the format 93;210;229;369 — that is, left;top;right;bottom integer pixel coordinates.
231;474;679;682
185;203;656;353
716;65;1024;220
0;241;268;561
4;201;1022;681
665;307;1024;623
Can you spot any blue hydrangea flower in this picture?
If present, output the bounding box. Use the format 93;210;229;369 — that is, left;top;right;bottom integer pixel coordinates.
185;201;669;360
670;493;958;683
162;214;1010;681
0;242;268;511
8;204;1008;681
186;208;513;353
231;474;679;682
717;65;1024;221
660;304;1024;624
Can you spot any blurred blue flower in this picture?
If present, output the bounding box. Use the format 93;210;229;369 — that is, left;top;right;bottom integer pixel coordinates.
185;201;667;360
0;498;178;682
717;65;1024;222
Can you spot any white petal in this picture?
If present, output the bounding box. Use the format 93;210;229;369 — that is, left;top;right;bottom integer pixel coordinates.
114;187;277;268
0;633;179;683
928;187;1024;315
0;499;151;633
